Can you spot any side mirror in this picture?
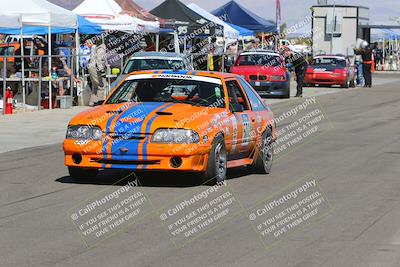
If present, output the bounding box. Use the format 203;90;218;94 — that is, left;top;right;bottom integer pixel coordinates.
94;100;105;106
230;103;244;113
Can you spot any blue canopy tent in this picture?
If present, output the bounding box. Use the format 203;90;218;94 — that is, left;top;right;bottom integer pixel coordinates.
212;0;277;34
226;23;254;37
380;29;400;40
77;16;102;35
0;16;102;35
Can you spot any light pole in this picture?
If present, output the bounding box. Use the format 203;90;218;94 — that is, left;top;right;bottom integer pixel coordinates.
330;0;336;54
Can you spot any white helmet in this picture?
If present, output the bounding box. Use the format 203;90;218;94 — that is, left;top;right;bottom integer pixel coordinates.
361;40;369;49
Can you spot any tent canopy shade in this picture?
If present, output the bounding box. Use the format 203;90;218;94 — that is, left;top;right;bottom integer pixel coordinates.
0;16;101;35
0;15;21;29
0;0;77;28
212;0;277;34
73;0;159;33
187;3;239;39
116;0;175;30
150;0;222;36
226;23;254;37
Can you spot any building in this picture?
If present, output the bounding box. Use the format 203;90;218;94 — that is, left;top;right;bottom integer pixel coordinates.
311;4;369;56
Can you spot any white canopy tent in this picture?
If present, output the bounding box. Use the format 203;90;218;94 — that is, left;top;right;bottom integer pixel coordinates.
1;0;77;28
187;3;239;40
0;15;21;29
0;0;78;110
73;0;159;33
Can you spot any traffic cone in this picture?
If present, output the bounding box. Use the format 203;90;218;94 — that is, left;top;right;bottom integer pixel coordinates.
371;53;375;73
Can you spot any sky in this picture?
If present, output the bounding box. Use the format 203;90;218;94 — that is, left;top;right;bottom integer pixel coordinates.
53;0;400;35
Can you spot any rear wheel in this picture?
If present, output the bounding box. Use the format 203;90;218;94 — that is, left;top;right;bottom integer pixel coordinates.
203;134;227;184
68;167;98;179
251;129;274;174
341;81;349;88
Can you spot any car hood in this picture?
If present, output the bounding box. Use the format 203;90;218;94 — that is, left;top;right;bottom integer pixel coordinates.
68;102;226;134
231;65;286;76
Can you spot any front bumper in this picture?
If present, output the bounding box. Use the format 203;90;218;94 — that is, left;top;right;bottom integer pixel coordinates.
248;80;290;97
63;139;210;172
305;73;347;85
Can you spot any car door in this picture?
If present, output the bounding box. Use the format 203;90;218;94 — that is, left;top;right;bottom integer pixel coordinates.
225;79;257;160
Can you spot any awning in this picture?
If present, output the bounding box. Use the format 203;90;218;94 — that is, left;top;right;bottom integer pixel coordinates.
212;0;277;34
73;0;159;33
227;23;254;37
150;0;223;36
187;3;239;39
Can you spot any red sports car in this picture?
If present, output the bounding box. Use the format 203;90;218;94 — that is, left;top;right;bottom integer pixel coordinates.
230;51;290;98
304;55;356;88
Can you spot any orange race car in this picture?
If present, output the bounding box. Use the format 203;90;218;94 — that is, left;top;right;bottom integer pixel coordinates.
63;70;277;183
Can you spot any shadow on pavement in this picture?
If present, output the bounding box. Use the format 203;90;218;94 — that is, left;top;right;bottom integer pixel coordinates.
55;167;252;187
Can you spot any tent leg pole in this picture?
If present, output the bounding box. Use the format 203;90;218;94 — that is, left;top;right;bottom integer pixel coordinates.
3;56;6;115
261;32;265;49
207;37;210;71
38;57;42;111
156;34;159;52
20;29;26;110
48;25;52;110
75;31;80;79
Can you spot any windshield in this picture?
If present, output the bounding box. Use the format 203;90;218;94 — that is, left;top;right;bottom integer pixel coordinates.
237;54;283;67
123;58;185;74
106;77;225;108
312;57;346;67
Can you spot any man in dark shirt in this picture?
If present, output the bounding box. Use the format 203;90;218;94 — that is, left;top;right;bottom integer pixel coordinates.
281;48;308;97
355;42;376;87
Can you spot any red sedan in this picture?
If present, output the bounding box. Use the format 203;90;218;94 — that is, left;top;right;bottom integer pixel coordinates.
230;51;290;98
305;55;356;88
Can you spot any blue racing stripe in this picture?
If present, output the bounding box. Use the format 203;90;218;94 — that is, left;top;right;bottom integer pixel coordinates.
142;103;176;169
110;102;166;162
102;110;122;168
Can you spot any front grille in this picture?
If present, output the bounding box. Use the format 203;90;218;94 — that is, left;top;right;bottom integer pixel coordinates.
96;159;160;165
109;134;146;140
259;75;267;80
249;75;258;80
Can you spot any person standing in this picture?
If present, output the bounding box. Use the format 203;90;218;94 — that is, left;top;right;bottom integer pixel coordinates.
87;39;108;106
282;48;308;97
354;41;375;87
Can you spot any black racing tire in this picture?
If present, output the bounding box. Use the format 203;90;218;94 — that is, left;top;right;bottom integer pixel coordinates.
68;167;98;179
251;128;274;174
203;134;227;184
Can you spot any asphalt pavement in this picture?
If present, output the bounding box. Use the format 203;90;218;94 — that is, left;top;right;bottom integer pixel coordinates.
1;73;400;267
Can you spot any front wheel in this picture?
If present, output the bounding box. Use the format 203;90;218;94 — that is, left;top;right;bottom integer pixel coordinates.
203;134;227;184
251;129;274;174
68;167;98;179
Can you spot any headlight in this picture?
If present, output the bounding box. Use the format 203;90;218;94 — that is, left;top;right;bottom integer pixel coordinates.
66;126;103;140
270;75;285;81
152;129;200;144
